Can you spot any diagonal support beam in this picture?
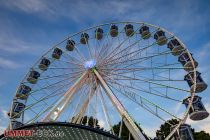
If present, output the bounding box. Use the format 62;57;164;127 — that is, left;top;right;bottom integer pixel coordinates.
42;71;88;122
93;69;146;140
71;85;97;124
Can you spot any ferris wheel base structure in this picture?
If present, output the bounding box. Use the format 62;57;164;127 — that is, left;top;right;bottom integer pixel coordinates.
0;122;120;140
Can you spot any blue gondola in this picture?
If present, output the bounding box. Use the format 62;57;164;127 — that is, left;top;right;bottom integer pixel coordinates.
39;58;51;71
178;51;198;71
66;39;75;51
124;24;134;37
52;48;62;59
11;121;24;129
110;25;118;37
27;70;40;84
154;30;167;46
139;25;151;39
183;96;209;121
171;124;194;140
184;71;207;93
80;33;89;44
8;101;25;118
16;84;31;100
167;39;185;56
95;28;103;40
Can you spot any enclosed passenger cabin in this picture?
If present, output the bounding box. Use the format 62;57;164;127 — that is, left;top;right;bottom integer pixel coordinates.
66;39;75;51
178;51;198;71
139;25;151;39
27;70;40;84
184;71;207;93
171;124;194;140
124;24;134;37
11;121;24;129
110;25;118;37
167;39;185;56
52;48;63;59
39;58;51;71
183;96;209;121
95;28;103;40
80;33;89;44
154;30;168;46
8;101;25;118
16;84;31;100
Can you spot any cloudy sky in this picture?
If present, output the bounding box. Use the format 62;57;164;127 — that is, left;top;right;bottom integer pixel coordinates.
0;0;210;137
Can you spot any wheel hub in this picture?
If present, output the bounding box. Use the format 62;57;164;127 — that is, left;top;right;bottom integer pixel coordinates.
84;59;97;69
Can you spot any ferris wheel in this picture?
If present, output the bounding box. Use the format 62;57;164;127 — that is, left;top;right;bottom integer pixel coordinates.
7;21;209;140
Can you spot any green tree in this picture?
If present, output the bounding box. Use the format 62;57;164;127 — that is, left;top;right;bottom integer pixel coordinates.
112;121;150;140
80;116;100;129
192;130;210;140
156;119;179;139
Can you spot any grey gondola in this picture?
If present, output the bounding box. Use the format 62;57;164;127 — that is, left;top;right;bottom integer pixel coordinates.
110;25;118;37
154;30;168;46
80;33;89;44
95;28;103;40
27;70;40;84
66;39;75;51
16;84;31;100
167;39;185;56
124;24;134;37
52;48;63;59
178;51;198;71
39;58;51;71
184;71;207;93
139;25;151;39
183;96;209;121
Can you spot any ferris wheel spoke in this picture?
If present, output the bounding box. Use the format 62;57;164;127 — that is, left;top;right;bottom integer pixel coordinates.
56;59;84;68
74;45;87;62
96;26;113;62
102;29;160;65
36;70;83;81
12;85;70;119
73;81;98;124
101;27;141;63
108;83;181;121
100;66;186;74
103;72;182;102
98;85;116;135
29;72;82;95
102;49;173;68
62;49;84;64
103;43;185;69
29;78;79;108
69;84;89;123
103;72;189;93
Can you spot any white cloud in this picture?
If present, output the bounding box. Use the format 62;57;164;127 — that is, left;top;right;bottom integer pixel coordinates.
1;0;55;17
0;57;20;69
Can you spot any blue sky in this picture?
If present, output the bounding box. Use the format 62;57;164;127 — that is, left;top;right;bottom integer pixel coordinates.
0;0;210;137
